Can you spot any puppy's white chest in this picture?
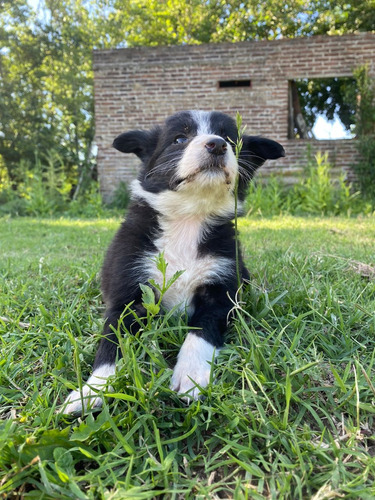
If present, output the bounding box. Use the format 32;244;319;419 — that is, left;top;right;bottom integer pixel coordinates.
148;217;220;312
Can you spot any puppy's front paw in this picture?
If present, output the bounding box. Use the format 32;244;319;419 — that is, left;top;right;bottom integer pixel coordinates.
60;364;115;415
61;386;103;415
170;333;218;401
171;361;211;401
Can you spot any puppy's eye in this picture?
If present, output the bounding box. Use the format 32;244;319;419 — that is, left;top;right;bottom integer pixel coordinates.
174;135;188;144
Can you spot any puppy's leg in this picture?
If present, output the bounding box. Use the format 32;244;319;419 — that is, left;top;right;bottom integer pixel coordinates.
61;306;141;414
171;283;233;400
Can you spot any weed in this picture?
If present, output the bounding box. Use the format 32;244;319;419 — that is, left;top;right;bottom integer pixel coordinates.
108;181;131;210
246;152;369;217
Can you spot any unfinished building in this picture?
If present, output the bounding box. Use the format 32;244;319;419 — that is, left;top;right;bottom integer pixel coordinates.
93;33;375;199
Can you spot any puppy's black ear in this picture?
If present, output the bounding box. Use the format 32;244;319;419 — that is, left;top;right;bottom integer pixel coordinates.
113;127;160;162
241;135;285;168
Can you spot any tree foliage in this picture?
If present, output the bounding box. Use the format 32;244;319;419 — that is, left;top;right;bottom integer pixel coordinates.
101;0;375;45
0;0;101;189
0;0;374;194
352;65;375;198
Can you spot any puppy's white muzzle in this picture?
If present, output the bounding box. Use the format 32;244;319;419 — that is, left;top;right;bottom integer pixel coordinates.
176;134;238;185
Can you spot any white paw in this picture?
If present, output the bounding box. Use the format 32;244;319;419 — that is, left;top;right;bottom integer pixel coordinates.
60;364;115;415
61;387;103;414
171;333;218;401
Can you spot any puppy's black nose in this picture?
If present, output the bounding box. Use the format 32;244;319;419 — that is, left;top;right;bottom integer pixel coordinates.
205;137;227;156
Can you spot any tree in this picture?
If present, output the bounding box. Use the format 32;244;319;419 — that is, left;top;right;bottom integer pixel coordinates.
103;0;314;46
0;0;100;193
102;0;374;46
352;65;375;198
308;0;375;35
0;1;55;175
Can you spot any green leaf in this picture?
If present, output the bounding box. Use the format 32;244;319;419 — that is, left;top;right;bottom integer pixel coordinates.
70;412;109;442
20;428;71;463
140;283;160;315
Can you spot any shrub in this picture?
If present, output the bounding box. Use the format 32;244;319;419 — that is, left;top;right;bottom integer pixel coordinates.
9;151;73;216
352;65;375;200
0;151;116;218
245;176;287;216
65;183;111;218
289;151;360;215
108;181;131;210
246;151;370;217
1;147;372;218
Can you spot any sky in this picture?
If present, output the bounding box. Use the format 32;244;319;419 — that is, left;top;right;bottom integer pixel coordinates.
312;115;354;140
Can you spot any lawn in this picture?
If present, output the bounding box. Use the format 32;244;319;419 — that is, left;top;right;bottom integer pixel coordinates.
0;215;375;499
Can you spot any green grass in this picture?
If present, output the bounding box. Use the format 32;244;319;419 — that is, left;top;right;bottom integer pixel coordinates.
1;215;375;499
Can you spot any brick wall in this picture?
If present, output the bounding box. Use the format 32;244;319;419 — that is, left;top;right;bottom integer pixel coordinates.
93;33;375;200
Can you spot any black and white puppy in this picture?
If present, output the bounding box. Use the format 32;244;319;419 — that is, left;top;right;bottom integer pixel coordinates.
63;110;284;414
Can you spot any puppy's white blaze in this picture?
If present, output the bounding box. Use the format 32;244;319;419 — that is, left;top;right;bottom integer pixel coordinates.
190;110;212;135
171;332;218;400
61;363;115;414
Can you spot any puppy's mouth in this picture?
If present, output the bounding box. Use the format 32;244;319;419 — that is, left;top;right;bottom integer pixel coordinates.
171;160;232;189
200;155;227;171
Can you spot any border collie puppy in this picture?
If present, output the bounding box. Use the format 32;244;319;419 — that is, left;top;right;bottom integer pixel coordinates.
62;110;284;414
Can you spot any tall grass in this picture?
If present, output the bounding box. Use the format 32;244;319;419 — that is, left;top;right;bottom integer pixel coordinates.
0;151;114;218
0;151;71;216
246;152;372;217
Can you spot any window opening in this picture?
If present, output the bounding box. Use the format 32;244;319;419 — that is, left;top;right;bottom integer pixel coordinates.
288;77;357;140
218;80;251;89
